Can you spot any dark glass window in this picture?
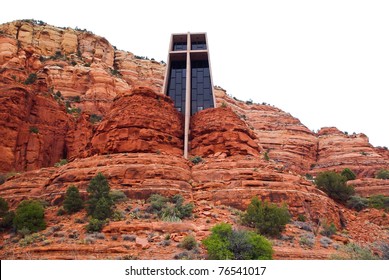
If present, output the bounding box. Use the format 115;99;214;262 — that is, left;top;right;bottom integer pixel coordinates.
173;42;187;51
191;41;207;50
167;61;186;114
191;60;214;115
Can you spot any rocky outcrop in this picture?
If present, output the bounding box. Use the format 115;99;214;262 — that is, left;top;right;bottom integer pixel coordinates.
314;127;388;177
215;89;389;180
90;87;184;157
0;20;165;117
0;153;192;207
192;156;346;228
214;89;318;174
349;178;389;197
0;86;70;172
190;107;261;157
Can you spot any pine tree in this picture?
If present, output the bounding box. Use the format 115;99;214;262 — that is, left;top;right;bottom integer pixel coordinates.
63;185;83;214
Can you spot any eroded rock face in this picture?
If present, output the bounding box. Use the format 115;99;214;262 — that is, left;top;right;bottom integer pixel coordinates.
0;86;70;172
191;156;345;227
90;87;184;156
315;127;388;178
0;153;192;207
190;107;261;157
214;89;318;174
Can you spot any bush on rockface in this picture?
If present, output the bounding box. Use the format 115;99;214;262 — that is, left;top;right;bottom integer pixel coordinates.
341;168;356;181
63;185;84;214
347;196;369;211
13;200;46;233
241;197;290;237
315;171;355;203
86;173;113;220
376;169;389;180
147;194;194;221
202;223;273;260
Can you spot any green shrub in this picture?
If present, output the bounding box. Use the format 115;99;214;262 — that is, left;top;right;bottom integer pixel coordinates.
180;235;198;250
24;73;37;85
147;194;169;213
0;174;6;185
297;214;306;222
54;159;68;167
368;195;389;210
86;218;105;233
315;171;355;202
202;223;273;260
380;243;389;260
376;169;389;180
331;243;378;260
0;211;15;231
109;190;128;203
264;152;270;161
90;114;103;124
241;197;290;237
189;156;203;165
0;197;9;217
13;200;46;233
147;194;194;221
63;185;83;214
0;197;15;231
341;168;356;181
347;196;369;211
320;222;337;237
29;126;39;134
86;173;113;220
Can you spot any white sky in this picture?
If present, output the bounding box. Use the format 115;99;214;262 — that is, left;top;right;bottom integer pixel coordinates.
1;0;389;147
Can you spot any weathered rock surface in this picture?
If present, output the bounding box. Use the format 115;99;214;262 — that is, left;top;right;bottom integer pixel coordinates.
0;153;192;207
90;87;184;157
190;107;261;157
0;86;70;172
214;89;318;173
0;20;388;260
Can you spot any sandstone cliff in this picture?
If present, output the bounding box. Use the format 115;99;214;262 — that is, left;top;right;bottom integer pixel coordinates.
0;20;388;260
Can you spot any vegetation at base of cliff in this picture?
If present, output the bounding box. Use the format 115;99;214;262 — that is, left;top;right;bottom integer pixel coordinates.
315;171;355;203
179;234;198;250
331;243;378;260
202;223;273;260
376;169;389;180
147;194;194;222
241;197;290;237
63;185;84;214
85;173;113;232
13;200;46;233
0;197;15;232
320;221;337;237
347;195;389;212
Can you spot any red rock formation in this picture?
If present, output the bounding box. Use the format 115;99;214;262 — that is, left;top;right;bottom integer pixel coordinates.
0;153;192;207
214;89;318;174
0;86;70;172
191;156;347;228
349;178;389;197
1;20;388;260
190;107;261;157
90;87;184;156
